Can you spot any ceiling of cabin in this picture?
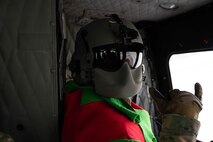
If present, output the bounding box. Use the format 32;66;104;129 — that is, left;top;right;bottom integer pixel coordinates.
63;0;213;26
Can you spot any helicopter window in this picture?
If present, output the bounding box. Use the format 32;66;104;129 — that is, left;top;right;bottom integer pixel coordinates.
169;51;213;142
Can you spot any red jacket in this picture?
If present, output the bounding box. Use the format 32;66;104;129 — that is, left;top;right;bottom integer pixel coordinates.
61;81;156;142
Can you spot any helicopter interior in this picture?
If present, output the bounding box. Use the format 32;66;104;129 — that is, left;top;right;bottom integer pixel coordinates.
0;0;213;141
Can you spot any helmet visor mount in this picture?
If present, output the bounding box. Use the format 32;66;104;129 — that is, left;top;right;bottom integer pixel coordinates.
93;43;143;71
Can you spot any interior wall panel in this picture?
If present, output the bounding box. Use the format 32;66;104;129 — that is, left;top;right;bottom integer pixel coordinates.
0;0;58;141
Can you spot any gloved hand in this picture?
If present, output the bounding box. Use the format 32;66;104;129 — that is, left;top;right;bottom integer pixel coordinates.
0;132;15;142
149;83;203;119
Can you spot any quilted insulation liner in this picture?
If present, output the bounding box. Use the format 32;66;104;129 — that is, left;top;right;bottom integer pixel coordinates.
0;0;58;142
63;0;212;26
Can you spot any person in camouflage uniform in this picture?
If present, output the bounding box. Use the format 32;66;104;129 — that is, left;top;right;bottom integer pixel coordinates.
61;15;203;142
149;84;202;141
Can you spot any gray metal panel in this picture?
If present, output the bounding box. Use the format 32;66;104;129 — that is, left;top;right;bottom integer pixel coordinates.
0;0;58;142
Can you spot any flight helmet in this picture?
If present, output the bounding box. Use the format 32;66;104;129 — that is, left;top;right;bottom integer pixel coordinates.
70;15;144;98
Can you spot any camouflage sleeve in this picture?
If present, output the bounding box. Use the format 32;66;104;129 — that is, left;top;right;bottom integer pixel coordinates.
160;114;200;142
0;132;15;142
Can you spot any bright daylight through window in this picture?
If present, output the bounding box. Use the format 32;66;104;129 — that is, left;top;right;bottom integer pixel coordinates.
169;51;213;142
